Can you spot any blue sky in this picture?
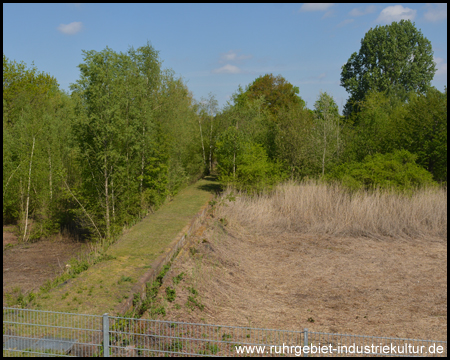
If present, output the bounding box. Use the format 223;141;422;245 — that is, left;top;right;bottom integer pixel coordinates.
3;3;447;113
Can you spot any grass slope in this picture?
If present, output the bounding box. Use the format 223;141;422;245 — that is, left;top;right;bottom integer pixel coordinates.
34;177;217;315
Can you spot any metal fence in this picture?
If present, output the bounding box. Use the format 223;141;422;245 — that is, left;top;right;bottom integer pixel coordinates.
3;307;447;357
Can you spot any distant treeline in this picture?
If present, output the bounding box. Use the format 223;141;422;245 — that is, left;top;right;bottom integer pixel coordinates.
3;21;447;243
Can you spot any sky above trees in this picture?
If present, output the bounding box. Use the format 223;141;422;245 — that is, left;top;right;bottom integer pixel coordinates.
3;3;447;113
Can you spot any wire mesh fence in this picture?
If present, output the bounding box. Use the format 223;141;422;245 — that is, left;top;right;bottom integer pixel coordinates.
3;307;103;357
3;307;447;357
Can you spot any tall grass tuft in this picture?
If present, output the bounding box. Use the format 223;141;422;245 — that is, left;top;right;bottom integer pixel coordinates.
217;181;447;240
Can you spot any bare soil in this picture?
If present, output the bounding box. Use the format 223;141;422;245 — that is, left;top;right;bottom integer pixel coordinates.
150;216;447;341
3;228;87;306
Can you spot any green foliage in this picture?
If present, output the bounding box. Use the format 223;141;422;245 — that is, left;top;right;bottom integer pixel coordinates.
215;127;285;192
187;286;198;295
166;340;183;352
4;32;446;253
327;150;437;191
234;142;285;192
150;305;166;317
165;286;176;302
393;88;447;182
3;54;59;126
66;42;204;242
341;20;436;116
3;55;75;239
233;73;305;115
199;342;219;355
186;295;204;311
341;88;447;184
4;288;37;308
310;92;342;177
118;276;133;284
341;90;405;162
172;272;185;286
275;104;314;178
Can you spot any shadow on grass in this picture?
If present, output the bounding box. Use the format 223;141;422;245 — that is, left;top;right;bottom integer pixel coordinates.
197;175;223;195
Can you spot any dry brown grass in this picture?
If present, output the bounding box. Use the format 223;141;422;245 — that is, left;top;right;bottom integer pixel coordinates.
217;181;447;240
144;182;447;341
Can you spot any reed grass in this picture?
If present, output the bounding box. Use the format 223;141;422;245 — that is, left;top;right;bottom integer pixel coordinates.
217;181;447;240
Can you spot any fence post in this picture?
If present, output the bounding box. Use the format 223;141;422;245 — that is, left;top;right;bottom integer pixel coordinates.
103;313;109;357
303;328;308;357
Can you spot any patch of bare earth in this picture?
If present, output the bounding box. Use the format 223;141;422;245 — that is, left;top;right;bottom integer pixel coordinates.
150;218;447;341
3;229;87;306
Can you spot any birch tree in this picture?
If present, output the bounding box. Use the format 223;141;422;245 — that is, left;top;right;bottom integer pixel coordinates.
311;92;341;177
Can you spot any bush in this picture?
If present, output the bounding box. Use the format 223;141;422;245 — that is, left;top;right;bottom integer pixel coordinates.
327;150;436;191
216;133;286;193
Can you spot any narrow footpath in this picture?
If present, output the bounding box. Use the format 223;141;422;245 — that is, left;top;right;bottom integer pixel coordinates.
35;177;218;315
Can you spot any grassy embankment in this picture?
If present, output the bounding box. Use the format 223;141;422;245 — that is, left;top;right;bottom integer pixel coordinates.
32;177;219;315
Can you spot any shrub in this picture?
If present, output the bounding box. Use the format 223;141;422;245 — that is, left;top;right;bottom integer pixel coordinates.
327;150;436;191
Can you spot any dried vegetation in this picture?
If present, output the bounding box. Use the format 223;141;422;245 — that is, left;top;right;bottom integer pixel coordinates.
154;182;447;341
217;181;447;240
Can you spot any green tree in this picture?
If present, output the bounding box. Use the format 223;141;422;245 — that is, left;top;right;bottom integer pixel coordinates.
154;69;204;195
341;20;436;116
393;88;447;182
343;90;407;162
310;92;341;177
234;74;305;116
198;93;219;174
3;54;59;126
3;55;69;241
70;47;141;241
215;126;244;181
275;103;314;179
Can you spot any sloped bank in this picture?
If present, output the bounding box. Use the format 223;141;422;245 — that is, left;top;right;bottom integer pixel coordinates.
117;201;211;315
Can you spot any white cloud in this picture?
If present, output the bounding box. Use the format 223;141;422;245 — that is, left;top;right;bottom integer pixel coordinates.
318;73;326;79
424;3;447;22
212;64;242;74
336;18;354;28
57;21;83;35
349;5;376;17
299;3;334;12
434;57;447;77
219;50;252;63
322;10;335;19
376;5;416;23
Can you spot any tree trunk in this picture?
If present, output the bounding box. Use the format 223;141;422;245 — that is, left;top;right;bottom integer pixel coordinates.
209;116;213;174
322;125;327;178
3;161;22;199
198;118;206;168
140;125;145;195
20;178;24;235
48;150;53;201
233;151;236;179
23;136;36;242
105;155;111;242
111;165;115;226
64;180;103;241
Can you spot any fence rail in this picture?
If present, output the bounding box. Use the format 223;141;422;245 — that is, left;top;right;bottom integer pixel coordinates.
3;307;447;357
